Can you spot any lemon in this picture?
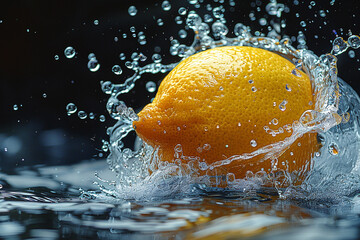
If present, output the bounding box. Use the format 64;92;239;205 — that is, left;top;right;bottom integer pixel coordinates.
133;46;319;183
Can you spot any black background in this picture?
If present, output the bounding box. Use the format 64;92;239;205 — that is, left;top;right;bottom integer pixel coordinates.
0;0;359;172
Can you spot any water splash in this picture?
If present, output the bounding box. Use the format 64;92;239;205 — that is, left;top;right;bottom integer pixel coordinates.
66;1;360;201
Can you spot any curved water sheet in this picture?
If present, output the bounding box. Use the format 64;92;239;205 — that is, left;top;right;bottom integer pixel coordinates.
284;78;360;201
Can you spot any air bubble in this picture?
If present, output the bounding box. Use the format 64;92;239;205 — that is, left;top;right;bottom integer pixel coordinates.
89;112;95;119
112;65;122;75
146;81;157;93
66;103;77;115
250;139;257;147
94;20;99;25
13;104;18;111
64;46;76;58
161;1;171;11
128;6;137;16
54;55;59;60
42;93;47;98
251;86;257;92
328;142;339;155
78;111;87;119
300;21;306;27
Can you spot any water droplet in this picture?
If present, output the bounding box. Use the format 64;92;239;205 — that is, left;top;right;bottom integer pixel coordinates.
259;18;267;26
64;46;76;58
251;86;257;92
328;142;339;155
348;50;356;58
78;111;87;119
66;103;77;115
146;81;157;93
128;6;137;16
179;29;187;38
265;1;285;17
112;65;122;75
157;18;164;26
204;14;213;23
279;100;287;111
178;7;187;15
89;112;95;119
13;104;18;111
101;81;113;94
99;115;106;122
348;35;360;49
42;93;47;98
88;53;96;60
174;144;183;153
271;118;279;125
332;37;349;55
175;16;183;25
88;58;100;72
203;143;211;150
54;55;59;60
319;10;326;17
152;53;162;63
300;21;306;27
291;69;302;77
94;20;99;25
285;84;292;91
119;53;126;60
161;0;171;11
250;139;257;147
226;173;235;183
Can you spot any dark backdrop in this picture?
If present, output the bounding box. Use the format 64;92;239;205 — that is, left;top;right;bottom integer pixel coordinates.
0;0;359;172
